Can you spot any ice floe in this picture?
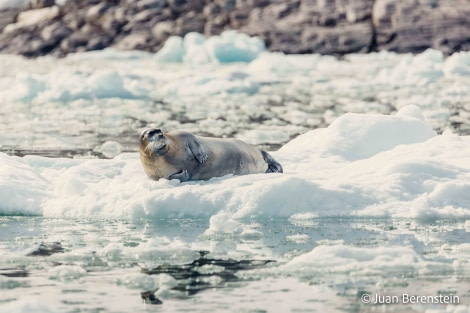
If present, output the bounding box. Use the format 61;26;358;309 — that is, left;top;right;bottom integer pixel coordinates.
1;106;469;226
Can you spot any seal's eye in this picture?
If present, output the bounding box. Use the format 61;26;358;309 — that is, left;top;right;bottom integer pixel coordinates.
139;129;148;140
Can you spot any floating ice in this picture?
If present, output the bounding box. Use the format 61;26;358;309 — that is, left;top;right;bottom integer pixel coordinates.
0;299;58;313
153;36;184;63
205;30;265;63
444;51;470;77
236;128;290;145
285;234;310;243
1;106;470;223
0;276;22;289
154;30;265;65
283;245;420;273
288;213;318;227
154;70;259;99
94;140;123;158
281;105;436;161
35;69;135;102
0;153;50;215
182;32;212;66
47;265;87;282
1;48;470;154
248;52;322;79
116;274;159;290
378;49;444;86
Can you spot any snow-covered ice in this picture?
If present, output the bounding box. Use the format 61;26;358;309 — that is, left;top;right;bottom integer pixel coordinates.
1;32;470;313
2;105;470;221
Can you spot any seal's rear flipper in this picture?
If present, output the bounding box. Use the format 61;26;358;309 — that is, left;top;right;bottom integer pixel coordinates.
261;150;283;173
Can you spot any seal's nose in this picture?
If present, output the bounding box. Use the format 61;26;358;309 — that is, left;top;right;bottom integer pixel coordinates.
147;129;162;138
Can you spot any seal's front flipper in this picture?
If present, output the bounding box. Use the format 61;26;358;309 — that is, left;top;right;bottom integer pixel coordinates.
262;150;283;173
188;138;209;164
169;170;190;182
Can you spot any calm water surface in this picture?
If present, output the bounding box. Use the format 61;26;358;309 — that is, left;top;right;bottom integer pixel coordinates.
1;216;469;312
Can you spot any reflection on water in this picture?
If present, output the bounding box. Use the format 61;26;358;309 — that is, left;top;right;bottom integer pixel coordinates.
0;216;469;312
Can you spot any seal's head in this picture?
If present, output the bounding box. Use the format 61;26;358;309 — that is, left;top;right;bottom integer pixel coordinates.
140;128;168;157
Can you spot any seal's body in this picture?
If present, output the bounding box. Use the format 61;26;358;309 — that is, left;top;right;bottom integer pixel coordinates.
139;128;283;181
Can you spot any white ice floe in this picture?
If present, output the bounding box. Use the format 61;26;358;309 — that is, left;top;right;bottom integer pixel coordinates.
283;245;420;273
1;106;470;227
0;153;51;215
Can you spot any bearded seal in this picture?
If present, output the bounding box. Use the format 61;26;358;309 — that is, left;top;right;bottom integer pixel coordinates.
139;128;283;181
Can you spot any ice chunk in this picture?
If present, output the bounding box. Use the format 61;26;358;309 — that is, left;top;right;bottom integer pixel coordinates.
48;265;87;282
0;153;50;215
205;30;265;63
444;51;470;77
154;31;265;65
395;104;426;121
281;105;436;161
153;36;184;63
284;245;420;273
183;32;212;66
94;141;123;158
379;49;444;85
236;128;289;145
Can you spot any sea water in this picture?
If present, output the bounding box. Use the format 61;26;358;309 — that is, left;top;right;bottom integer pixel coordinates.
1;216;469;313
